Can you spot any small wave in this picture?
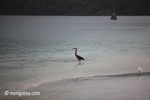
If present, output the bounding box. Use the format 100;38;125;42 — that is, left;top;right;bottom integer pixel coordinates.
63;72;150;82
23;84;39;90
11;72;150;92
98;72;150;77
40;72;150;84
50;59;76;63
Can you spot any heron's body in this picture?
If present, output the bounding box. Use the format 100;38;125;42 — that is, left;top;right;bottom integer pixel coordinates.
73;48;84;63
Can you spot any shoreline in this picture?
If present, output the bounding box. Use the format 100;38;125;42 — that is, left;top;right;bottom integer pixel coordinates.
1;72;150;100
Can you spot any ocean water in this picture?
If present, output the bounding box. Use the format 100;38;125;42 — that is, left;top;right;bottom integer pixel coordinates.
0;16;150;99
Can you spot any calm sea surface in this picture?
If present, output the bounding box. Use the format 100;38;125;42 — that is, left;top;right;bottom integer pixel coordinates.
0;16;150;97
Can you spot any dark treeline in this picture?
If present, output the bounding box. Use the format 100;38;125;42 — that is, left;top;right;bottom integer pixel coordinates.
0;0;150;15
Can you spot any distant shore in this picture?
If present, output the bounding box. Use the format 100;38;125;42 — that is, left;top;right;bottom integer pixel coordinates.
0;0;150;16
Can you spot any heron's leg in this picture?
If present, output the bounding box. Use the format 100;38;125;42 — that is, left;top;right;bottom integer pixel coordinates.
138;71;142;76
79;60;81;64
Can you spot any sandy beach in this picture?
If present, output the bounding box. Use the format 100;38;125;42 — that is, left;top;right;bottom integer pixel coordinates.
1;72;150;100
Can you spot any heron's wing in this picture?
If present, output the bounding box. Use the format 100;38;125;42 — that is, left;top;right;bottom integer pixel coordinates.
76;55;84;60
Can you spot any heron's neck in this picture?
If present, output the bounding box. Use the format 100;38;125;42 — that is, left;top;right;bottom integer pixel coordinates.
75;49;77;55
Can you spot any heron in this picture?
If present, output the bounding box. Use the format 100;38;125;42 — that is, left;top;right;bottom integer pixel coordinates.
72;48;85;63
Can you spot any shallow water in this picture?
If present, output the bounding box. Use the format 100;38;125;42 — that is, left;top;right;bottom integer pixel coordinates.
0;16;150;98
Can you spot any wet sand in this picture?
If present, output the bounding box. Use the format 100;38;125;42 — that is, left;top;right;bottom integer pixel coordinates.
2;73;150;100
